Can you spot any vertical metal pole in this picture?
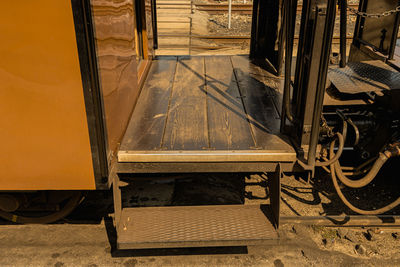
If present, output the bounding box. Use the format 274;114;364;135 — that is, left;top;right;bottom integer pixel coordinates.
228;0;232;29
307;0;338;168
388;12;400;60
281;0;296;132
339;0;347;68
152;0;158;49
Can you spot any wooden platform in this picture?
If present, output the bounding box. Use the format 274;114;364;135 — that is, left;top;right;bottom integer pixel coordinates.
118;56;296;172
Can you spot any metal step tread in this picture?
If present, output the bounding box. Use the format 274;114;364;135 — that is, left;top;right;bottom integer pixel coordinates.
117;205;278;249
328;60;400;94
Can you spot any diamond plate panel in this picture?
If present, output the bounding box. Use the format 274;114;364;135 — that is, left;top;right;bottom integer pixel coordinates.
328;60;400;94
117;205;278;249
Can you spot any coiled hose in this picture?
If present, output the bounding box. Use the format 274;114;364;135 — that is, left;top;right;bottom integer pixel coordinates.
0;192;82;224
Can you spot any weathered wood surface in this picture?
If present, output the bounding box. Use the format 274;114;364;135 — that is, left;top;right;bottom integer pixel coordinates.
231;56;292;151
205;56;255;149
120;57;177;151
162;56;209;150
119;56;296;162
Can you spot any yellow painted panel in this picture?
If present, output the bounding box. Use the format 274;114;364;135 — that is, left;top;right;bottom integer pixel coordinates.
0;1;96;190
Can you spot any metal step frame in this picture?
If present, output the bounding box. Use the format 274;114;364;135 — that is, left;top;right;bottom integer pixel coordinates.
112;165;282;250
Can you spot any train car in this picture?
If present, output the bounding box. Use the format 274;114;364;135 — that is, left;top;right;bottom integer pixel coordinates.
1;0;399;249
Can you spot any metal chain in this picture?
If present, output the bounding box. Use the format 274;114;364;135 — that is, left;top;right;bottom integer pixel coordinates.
347;6;400;18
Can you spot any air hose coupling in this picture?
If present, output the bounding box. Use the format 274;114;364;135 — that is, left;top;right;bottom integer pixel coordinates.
383;144;400;159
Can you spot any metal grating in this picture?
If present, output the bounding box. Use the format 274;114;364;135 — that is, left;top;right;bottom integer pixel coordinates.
328;60;400;94
117;205;278;249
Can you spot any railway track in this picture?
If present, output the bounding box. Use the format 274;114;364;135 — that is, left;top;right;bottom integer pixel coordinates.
156;2;361;53
193;3;359;15
159;34;354;50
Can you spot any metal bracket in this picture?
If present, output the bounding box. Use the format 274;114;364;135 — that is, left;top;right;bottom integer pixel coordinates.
112;174;122;229
269;163;282;228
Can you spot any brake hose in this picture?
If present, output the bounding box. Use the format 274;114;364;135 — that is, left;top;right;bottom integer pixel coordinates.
316;120;347;167
316;132;345;167
330;146;400;215
0;192;82;224
333;152;390;188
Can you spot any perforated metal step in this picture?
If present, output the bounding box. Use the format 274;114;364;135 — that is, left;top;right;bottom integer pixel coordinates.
116;205;279;249
328;60;400;94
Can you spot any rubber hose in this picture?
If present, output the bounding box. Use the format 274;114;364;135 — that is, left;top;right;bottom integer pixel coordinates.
0;192;82;224
348;118;360;146
334;152;389;188
316;120;347;167
316;132;345;167
330;150;400;215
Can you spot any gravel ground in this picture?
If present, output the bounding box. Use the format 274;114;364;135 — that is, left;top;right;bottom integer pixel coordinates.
208;14;252;36
1;156;400;266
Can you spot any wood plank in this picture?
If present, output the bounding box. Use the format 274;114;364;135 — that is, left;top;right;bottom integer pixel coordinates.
204;56;256;149
158;37;190;46
231;56;293;152
162;56;209;150
157;9;191;14
157;17;191;23
156;4;191;8
158;28;190;35
157;22;191;30
119;57;177;151
245;60;285;118
156;49;190;56
157;13;191;19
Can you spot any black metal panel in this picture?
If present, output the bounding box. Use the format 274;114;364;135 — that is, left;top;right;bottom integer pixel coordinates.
269;163;281;228
351;0;400;60
280;0;337;170
339;0;347;68
151;0;158;49
71;0;109;189
250;0;284;74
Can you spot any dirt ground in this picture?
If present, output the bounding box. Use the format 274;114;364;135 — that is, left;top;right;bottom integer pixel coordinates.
2;222;400;267
1;165;400;266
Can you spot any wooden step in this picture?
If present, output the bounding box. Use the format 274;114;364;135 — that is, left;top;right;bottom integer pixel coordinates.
116;205;278;249
156;4;191;8
158;28;190;35
157;22;191;30
157;0;191;4
157;13;191;18
158;37;190;46
157;9;191;14
155;48;190;56
157;17;191;23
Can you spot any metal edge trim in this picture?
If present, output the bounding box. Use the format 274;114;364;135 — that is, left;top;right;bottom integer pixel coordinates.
71;0;109;189
117;150;297;162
